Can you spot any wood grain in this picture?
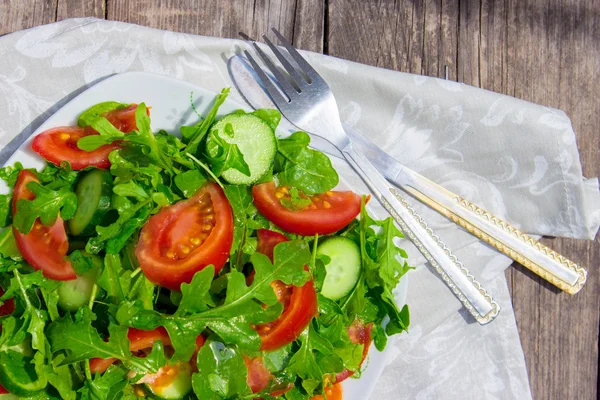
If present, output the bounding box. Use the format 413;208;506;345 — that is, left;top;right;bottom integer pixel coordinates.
0;1;598;399
0;0;56;36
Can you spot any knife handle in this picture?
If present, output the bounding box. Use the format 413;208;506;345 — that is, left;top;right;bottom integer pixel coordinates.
397;168;587;294
342;145;500;325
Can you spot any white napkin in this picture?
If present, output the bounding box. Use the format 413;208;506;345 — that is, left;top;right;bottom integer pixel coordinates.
1;18;598;400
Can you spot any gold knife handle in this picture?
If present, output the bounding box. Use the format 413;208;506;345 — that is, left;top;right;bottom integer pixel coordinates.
399;169;587;294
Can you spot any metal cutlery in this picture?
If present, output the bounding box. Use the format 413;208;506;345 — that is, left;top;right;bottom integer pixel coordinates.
242;28;500;325
229;50;587;296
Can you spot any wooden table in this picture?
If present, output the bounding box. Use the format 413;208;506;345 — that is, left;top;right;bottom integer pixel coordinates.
1;1;598;399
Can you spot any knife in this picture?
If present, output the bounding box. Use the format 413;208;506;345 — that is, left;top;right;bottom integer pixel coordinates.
228;54;587;294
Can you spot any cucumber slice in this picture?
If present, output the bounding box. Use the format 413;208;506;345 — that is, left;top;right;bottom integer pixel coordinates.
143;362;193;399
206;113;277;185
68;169;113;236
57;253;102;312
317;237;361;300
0;351;47;396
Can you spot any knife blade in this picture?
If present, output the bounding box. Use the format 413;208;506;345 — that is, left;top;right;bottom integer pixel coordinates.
227;55;407;185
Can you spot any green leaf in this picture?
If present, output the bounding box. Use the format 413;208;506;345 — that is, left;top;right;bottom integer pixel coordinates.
174;170;207;198
77;117;125;151
0;227;22;260
276;132;339;195
251;108;281;131
13;182;77;234
280;187;312;211
192;339;251;399
79;365;129;400
47;308;162;374
184;88;230;155
205;123;251;177
97;254;128;305
68;250;95;275
121;241;311;360
0;162;23;189
78;101;129;127
113;181;149;201
0;194;12;228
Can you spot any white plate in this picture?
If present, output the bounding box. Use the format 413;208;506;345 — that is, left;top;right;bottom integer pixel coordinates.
1;71;407;400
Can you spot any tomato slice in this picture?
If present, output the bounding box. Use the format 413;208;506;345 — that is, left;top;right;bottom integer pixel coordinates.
12;170;75;281
136;183;233;291
335;320;373;383
31;105;144;170
253;229;318;351
252;182;362;236
103;104;141;133
0;384;8;394
31;126;121;170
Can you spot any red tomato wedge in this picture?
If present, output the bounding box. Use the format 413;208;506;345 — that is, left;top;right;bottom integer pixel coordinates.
0;384;8;395
252;182;362;236
31;104;144;170
253;229;318;351
335;320;373;383
12;170;75;281
90;327;206;375
0;287;14;317
136;183;233;291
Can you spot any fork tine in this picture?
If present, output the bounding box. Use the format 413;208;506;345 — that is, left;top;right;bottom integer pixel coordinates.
262;35;306;86
243;50;289;106
250;41;300;98
271;27;322;84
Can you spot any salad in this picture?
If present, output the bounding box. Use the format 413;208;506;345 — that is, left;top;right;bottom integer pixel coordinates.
0;88;410;400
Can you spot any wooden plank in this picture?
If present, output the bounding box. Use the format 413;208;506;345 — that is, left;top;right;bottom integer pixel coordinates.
292;0;324;52
107;0;300;43
500;0;600;398
0;0;57;36
56;0;105;20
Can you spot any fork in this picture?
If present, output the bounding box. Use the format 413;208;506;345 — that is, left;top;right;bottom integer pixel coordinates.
243;28;500;325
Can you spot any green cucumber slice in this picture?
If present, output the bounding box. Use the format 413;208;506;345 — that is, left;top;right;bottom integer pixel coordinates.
317;237;361;300
57;253;102;312
206;113;277;185
68;169;113;236
144;362;193;399
0;351;47;396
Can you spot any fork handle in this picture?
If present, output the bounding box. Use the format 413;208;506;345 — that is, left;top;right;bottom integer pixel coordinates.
396;167;587;294
341;145;500;325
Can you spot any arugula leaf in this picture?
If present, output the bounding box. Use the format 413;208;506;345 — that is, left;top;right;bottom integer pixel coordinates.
183;88;230;155
125;103;174;174
192;339;251;399
79;364;129;400
86;201;151;255
205;122;251;177
0;227;22;260
97;254;129;306
0;162;23;188
223;184;269;270
0;194;12;228
251;108;281;131
119;241;310;360
78;101;129;127
13;182;77;234
174;169;207;198
47;308;165;374
276;132;339;195
77;118;126;151
280;187;312;211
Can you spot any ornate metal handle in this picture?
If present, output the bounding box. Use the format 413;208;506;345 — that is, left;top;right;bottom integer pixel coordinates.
341;145;500;325
397;168;587;294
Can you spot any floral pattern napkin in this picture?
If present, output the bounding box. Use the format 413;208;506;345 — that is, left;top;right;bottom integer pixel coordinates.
1;18;599;400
